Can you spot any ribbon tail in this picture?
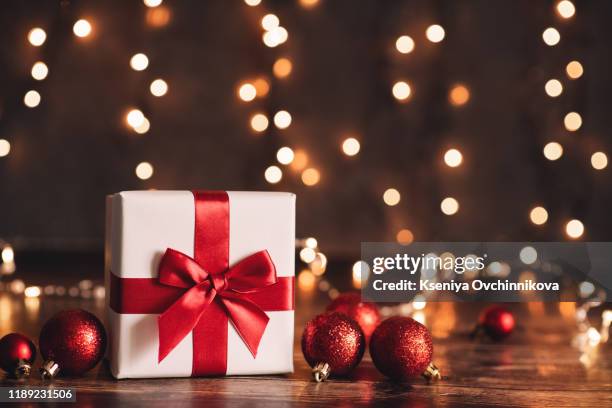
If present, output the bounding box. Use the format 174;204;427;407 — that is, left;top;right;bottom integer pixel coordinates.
158;283;215;363
220;294;270;358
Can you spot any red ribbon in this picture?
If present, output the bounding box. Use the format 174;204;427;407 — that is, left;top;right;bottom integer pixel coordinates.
109;191;294;376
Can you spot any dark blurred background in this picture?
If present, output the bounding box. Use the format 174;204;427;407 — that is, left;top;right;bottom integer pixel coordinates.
1;0;611;257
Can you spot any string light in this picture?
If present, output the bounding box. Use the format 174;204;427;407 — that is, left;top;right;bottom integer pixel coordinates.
566;60;583;79
24;90;41;108
31;61;48;80
276;147;295;165
591;152;608;170
250;113;269;132
565;219;584;239
73;19;92;38
543;142;563;161
392;81;411;101
291;149;308;171
273;110;292;129
126;109;145;128
130;53;149;71
135;162;154;180
449;84;470;106
395;35;415;54
244;0;262;6
396;229;414;245
383;188;401;206
134;117;151;134
425;24;445;43
0;139;10;158
264;165;282;183
24;286;41;298
542;27;561;46
150;79;168;97
143;0;163;7
545;79;563;97
301;168;320;186
27;28;46;46
238;83;257;102
261;14;280;31
440;197;459;215
341;137;360;156
564;112;582;131
556;1;576;19
273;58;292;78
530;206;548;225
444;148;463;167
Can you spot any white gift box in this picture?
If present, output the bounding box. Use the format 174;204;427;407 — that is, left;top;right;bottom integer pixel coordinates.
104;191;295;379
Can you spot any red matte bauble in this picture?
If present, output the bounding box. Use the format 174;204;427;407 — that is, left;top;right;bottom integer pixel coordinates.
326;292;381;342
39;309;107;376
0;333;36;374
370;316;433;380
301;312;365;376
480;306;515;340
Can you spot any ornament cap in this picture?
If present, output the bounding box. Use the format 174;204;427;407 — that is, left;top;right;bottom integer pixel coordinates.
40;360;60;380
422;362;441;381
14;360;32;379
312;362;331;382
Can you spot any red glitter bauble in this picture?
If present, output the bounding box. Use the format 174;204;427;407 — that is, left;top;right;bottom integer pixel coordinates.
479;306;515;340
326;292;381;342
370;316;433;380
301;312;365;377
39;309;107;376
0;333;36;375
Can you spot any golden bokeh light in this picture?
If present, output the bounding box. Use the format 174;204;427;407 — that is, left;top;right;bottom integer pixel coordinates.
24;286;41;298
261;14;280;31
300;247;316;263
2;245;15;263
556;1;575;19
238;83;257;102
135;162;154;180
273;110;292;129
297;270;316;291
244;0;262;6
273;58;292;78
276;147;295;165
73;19;92;38
545;79;563;97
301;168;320;186
150;78;168;97
28;28;46;46
395;35;415;54
341;137;360;156
441;197;459;215
591;152;608;170
542;27;561;46
444;148;463;167
250;113;269;132
566;60;583;79
449;84;470;106
130;53;149;71
264;165;282;184
530;206;548;225
383;188;401;206
134;117;151;134
565;219;584;239
543;142;563;161
0;139;10;158
146;6;171;27
396;229;414;245
305;237;318;249
144;0;163;7
291;149;308;171
126;109;145;128
426;24;445;43
253;78;270;97
564;112;582;131
24;90;41;108
392;81;411;101
262;26;288;48
299;0;320;8
31;61;48;80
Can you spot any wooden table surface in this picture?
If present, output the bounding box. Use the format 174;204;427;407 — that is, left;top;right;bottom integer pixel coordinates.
1;281;611;407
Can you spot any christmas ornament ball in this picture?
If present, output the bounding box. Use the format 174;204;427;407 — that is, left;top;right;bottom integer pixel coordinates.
301;312;365;380
326;292;381;341
0;333;36;377
479;305;515;340
370;316;435;380
39;309;107;377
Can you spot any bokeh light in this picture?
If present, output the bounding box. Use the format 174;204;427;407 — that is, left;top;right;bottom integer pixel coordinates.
301;168;320;186
250;113;269;132
542;27;561;46
276;147;295;165
426;24;445;43
291;149;308;171
441;197;459;215
238;83;257;102
244;0;261;6
396;229;414;245
556;1;575;19
273;58;292;78
545;79;563;97
395;35;415;54
0;139;10;158
392;81;411;101
31;61;48;80
299;0;320;8
144;0;163;7
73;19;92;38
263;26;288;48
274;110;292;129
566;60;583;79
265;165;282;184
383;188;401;206
341;137;360;156
150;79;168;97
135;162;154;180
134;117;151;134
444;148;463;167
24;90;41;108
253;78;270;97
564;112;582;131
28;28;46;46
449;84;470;106
591;152;608;170
530;206;548;225
261;14;280;31
543;142;563;161
146;6;171;27
130;53;149;71
565;219;584;239
126;109;145;128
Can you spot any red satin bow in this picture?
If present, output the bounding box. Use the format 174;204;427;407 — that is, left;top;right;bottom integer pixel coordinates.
157;248;277;363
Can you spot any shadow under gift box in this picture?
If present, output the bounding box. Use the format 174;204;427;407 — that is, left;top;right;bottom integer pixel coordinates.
104;191;295;379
